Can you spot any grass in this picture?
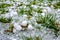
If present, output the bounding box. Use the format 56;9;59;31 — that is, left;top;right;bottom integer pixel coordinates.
36;13;44;24
26;37;33;40
53;2;60;9
0;3;13;8
33;7;42;13
0;17;12;23
4;23;14;33
0;3;13;14
23;35;42;40
30;0;43;5
36;13;59;36
17;5;33;16
35;36;42;40
48;0;53;2
36;9;42;13
0;8;9;14
17;3;42;16
30;0;36;5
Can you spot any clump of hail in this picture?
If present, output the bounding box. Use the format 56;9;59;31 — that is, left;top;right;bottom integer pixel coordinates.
41;12;45;17
21;20;28;30
14;23;22;31
42;9;47;13
28;24;34;30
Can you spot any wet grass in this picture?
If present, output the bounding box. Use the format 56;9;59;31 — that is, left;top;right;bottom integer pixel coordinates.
17;5;42;17
35;36;42;40
0;8;9;14
23;35;42;40
17;5;33;16
36;13;59;36
53;2;60;9
0;3;13;8
0;17;12;23
4;23;14;33
0;3;13;14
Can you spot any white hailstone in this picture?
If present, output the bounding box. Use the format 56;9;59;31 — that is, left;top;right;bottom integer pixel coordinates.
21;20;28;26
31;5;38;9
24;6;26;8
46;7;52;13
23;15;27;18
14;23;22;31
57;9;60;11
12;38;16;40
44;3;48;6
4;13;10;18
56;36;60;40
42;9;47;13
13;28;17;33
35;12;38;16
28;24;34;30
41;3;44;6
10;11;17;17
57;9;60;13
51;5;54;8
41;13;45;17
9;8;12;11
23;2;30;5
